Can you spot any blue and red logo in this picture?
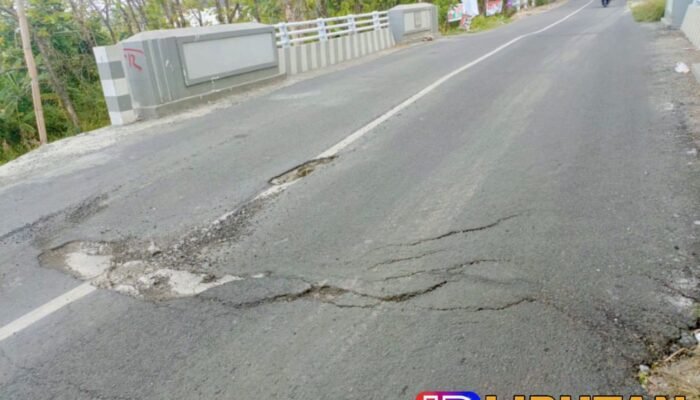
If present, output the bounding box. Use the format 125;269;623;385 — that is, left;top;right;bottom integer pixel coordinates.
417;392;481;400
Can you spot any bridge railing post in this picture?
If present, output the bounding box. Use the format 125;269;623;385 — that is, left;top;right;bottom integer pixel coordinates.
317;18;328;41
278;23;291;47
372;11;380;30
348;14;357;34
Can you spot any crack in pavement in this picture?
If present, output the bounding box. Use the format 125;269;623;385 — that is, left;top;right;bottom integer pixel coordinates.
376;214;523;249
198;276;542;315
534;296;696;366
659;280;700;302
202;280;450;310
642;272;700;302
377;281;449;302
380;259;506;280
1;192;110;246
191;260;534;314
416;296;537;312
366;249;447;270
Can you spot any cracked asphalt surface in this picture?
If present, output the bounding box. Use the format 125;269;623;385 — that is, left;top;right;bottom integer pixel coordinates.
1;0;700;398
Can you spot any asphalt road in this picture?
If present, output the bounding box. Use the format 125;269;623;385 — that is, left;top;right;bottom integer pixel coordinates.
1;0;699;397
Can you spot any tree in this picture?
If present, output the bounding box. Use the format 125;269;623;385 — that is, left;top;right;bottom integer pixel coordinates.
15;0;47;144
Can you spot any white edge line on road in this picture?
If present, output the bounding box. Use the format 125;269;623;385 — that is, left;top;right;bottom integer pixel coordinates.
0;0;592;344
0;282;95;342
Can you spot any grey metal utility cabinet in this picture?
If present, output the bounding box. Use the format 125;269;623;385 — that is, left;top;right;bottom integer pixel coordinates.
120;23;281;119
387;3;439;44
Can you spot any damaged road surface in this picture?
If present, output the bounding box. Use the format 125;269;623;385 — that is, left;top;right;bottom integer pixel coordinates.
1;1;700;399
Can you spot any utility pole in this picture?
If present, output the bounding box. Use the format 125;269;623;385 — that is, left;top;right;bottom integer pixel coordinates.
15;0;47;145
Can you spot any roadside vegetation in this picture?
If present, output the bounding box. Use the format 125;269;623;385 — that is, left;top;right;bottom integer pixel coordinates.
442;0;555;35
469;12;512;31
638;301;700;400
642;339;700;400
442;14;512;35
630;0;666;22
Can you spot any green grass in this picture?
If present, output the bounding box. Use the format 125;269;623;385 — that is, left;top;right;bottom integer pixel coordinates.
0;145;22;165
470;14;512;31
442;13;512;35
631;0;666;22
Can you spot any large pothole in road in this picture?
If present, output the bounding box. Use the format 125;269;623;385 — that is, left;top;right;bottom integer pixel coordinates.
268;156;336;185
39;241;239;301
39;241;113;280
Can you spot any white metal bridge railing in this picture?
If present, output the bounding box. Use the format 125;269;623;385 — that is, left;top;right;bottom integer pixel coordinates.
275;11;389;47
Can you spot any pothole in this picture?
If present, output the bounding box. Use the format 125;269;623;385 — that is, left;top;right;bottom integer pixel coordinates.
268;156;336;185
94;261;242;300
39;241;240;300
38;241;113;280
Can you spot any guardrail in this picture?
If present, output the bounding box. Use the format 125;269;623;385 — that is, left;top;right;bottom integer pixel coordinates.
275;11;389;47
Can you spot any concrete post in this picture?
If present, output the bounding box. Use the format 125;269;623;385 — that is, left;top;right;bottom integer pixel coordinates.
666;0;694;27
348;15;357;34
93;44;137;125
94;23;280;123
387;3;439;44
279;23;291;48
317;18;328;41
681;3;700;48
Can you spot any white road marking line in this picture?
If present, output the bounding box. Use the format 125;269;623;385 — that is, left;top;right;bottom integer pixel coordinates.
0;0;592;344
255;181;296;200
0;282;96;342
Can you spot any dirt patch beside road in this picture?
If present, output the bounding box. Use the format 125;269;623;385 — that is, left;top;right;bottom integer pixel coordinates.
641;22;700;399
645;338;700;399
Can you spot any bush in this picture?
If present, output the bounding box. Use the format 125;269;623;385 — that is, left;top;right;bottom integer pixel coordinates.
469;14;511;31
631;0;666;21
469;15;487;29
